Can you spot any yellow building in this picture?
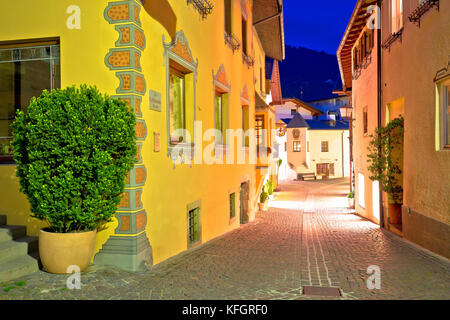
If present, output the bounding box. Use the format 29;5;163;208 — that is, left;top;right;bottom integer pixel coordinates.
0;0;285;273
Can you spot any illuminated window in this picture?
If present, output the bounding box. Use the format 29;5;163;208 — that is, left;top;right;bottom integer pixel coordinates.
293;141;301;152
242;105;249;146
255;115;264;147
321;141;329;152
391;0;403;34
169;66;186;144
215;92;229;145
0;40;60;161
229;193;236;219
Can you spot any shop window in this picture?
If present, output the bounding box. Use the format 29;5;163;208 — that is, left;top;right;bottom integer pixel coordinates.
0;39;60;162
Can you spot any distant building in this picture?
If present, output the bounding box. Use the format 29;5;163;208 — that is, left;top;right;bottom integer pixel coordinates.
307;96;350;120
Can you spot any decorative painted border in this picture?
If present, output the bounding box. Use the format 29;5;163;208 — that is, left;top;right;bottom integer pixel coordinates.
115;23;146;50
105;47;142;72
104;0;142;26
116;70;146;95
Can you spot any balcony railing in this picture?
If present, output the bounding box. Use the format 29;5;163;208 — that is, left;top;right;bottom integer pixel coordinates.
408;0;440;27
242;52;255;67
187;0;214;20
224;32;241;53
382;29;403;51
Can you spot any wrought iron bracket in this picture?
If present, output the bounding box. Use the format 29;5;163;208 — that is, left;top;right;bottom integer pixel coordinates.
408;0;439;27
382;29;403;51
242;52;255;67
187;0;213;20
224;32;241;53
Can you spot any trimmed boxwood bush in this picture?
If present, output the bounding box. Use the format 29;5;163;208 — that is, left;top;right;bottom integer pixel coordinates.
11;85;137;233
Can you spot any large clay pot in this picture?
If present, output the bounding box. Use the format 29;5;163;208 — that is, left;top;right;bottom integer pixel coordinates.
388;203;402;225
39;229;97;274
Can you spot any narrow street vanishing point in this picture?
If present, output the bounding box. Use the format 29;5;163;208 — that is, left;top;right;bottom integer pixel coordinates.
1;178;449;300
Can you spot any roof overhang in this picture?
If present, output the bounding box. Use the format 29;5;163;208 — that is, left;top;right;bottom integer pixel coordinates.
281;98;324;116
253;0;285;61
337;0;377;91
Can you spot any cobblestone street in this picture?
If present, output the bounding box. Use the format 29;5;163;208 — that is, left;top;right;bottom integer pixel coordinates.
1;178;449;300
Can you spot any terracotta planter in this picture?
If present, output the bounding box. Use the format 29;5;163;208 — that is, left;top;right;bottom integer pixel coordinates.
39;229;97;274
388;203;402;225
258;201;269;212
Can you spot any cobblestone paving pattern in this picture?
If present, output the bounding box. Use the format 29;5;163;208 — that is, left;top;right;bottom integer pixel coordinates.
1;179;449;300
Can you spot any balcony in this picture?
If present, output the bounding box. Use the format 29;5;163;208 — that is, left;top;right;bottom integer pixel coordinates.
382;29;403;51
224;32;240;53
187;0;214;20
408;0;440;27
242;52;255;67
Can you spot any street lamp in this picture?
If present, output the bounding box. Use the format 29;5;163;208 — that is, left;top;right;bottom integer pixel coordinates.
339;104;353;119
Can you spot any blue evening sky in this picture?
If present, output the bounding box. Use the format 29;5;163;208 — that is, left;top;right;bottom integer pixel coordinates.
283;0;357;54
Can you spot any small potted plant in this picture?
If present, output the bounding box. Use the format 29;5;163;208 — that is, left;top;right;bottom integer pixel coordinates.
12;85;137;274
258;187;269;212
347;191;355;208
266;180;274;200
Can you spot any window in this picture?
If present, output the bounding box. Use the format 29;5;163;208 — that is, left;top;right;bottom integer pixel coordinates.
329;163;335;175
293;141;301;152
229;193;236;219
224;0;232;36
321;141;329;152
441;78;450;148
255;115;264;147
242;105;249;146
188;207;201;246
241;17;247;55
291;108;297;115
0;40;60;161
363;107;368;135
169;66;186;144
215;92;229;145
391;0;403;34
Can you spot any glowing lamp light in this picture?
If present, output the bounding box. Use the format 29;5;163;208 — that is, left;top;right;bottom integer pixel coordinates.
339;105;353;119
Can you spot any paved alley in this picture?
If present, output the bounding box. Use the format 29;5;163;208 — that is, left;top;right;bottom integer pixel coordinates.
1;178;449;300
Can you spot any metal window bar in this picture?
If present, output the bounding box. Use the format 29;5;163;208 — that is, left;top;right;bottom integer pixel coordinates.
408;0;440;27
187;0;213;20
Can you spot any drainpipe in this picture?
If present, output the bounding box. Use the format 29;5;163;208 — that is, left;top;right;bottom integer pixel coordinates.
377;0;385;228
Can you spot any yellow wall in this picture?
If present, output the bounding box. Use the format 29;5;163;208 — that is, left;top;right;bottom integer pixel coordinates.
0;0;267;265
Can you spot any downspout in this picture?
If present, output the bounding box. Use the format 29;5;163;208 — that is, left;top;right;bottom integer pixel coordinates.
377;0;385;228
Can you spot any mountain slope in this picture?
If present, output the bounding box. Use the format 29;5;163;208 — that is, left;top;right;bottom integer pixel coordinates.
279;45;342;102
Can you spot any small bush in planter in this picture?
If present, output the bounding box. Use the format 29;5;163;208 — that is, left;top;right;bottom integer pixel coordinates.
347;191;354;198
260;189;269;203
11;85;137;233
266;180;274;195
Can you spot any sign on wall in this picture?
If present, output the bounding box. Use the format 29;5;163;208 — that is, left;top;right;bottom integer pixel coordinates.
149;90;161;112
154;132;161;152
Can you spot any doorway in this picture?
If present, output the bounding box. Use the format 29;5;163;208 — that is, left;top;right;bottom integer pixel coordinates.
240;181;250;224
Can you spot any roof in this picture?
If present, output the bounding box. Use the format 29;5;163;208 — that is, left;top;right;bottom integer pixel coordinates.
286;113;310;129
253;0;285;61
281;98;324;116
305;120;349;130
337;0;377;91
